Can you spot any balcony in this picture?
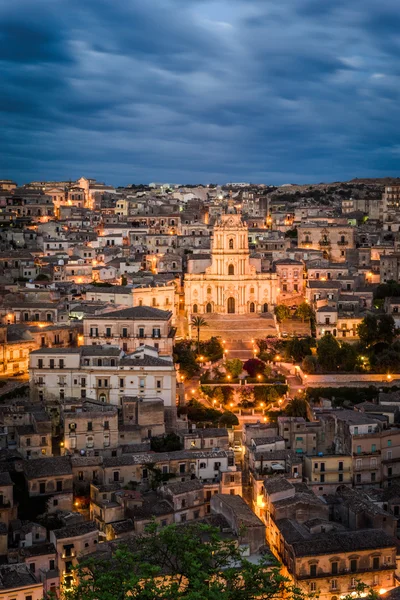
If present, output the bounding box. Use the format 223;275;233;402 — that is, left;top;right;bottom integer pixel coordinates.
297;564;393;580
319;239;331;246
108;477;124;484
338;240;349;246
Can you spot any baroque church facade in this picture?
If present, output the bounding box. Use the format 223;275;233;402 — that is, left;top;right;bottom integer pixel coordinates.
184;210;278;316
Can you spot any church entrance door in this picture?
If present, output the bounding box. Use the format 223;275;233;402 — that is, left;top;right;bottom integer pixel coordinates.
227;297;235;313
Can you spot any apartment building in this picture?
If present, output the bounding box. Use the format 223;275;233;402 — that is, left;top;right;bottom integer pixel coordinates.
49;521;99;591
62;405;119;456
304;455;352;495
29;344;176;411
297;223;355;262
83;305;175;355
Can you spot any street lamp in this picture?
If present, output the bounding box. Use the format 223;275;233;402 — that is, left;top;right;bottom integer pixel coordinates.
257;374;261;380
227;374;231;380
191;388;196;394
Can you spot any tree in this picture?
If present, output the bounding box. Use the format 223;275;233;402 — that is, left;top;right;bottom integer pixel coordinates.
358;314;397;347
219;410;239;427
357;314;380;347
150;433;181;453
285;336;315;362
378;314;397;345
64;522;304;600
316;333;341;371
274;304;291;323
294;302;314;323
225;358;243;378
191;316;208;352
338;342;358;372
302;354;318;373
285;397;309;418
173;341;200;379
121;275;127;286
243;358;266;377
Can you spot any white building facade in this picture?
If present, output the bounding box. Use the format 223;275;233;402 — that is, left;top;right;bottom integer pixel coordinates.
184;211;278;316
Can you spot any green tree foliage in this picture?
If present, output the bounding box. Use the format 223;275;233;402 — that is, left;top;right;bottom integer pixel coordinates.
219;411;239;427
64;522;305;600
173;341;200;379
316;333;341;371
274;304;291;323
243;358;266;377
284;227;298;238
358;314;397;347
191;316;208;351
285;397;309;418
225;358;243;378
338;342;358;372
302;354;318;374
375;280;400;300
186;399;222;424
285;336;315;362
294;302;314;322
150;433;181;453
198;336;223;362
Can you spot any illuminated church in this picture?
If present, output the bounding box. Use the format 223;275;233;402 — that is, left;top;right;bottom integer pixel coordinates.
184;208;278;317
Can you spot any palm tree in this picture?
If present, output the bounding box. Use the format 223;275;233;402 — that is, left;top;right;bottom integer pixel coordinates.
191;316;208;352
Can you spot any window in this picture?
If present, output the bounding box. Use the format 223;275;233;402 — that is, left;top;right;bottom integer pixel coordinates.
229;238;234;249
338;461;343;471
56;481;62;492
179;463;185;474
331;562;338;575
310;583;316;592
388;439;392;447
338;473;343;483
310;564;317;577
350;559;357;572
331;579;338;590
357;445;361;454
373;557;380;569
142;468;148;480
356;473;361;483
228;264;234;275
320;462;325;472
372;444;376;453
113;471;120;482
87;422;93;431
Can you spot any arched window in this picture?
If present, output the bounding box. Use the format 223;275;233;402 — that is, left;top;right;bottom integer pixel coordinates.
250;302;255;313
207;286;212;295
206;303;212;313
229;238;234;249
228;264;234;275
193;304;198;314
152;298;156;306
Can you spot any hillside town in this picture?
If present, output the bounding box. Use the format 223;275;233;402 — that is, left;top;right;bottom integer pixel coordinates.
2;176;400;598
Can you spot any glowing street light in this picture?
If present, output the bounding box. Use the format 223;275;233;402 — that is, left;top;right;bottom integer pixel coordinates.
191;388;196;394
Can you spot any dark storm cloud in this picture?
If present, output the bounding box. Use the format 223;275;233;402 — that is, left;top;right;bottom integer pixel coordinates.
2;0;400;184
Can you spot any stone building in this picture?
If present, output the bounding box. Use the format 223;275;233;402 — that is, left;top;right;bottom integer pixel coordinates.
184;209;278;316
29;345;176;413
83;305;175;355
298;223;355;262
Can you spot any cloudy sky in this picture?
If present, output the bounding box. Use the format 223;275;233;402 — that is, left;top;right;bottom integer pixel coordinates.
2;0;400;185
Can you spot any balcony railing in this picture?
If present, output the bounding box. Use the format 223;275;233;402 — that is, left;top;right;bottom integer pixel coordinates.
108;477;124;484
298;564;393;580
338;240;349;246
319;239;331;246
